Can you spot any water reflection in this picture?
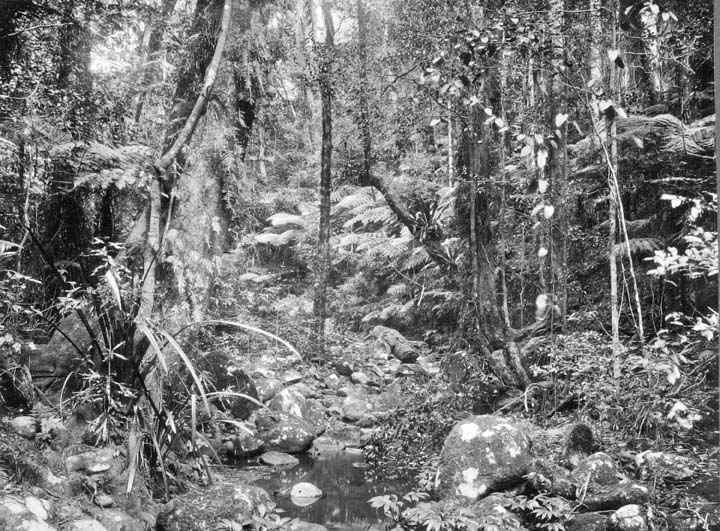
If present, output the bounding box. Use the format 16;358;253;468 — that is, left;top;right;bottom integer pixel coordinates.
246;452;410;529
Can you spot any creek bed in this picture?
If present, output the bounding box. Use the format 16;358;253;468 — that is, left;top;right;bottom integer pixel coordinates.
242;450;411;530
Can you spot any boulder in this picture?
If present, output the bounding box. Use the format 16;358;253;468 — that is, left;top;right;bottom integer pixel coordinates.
259;451;299;468
93;494;114;508
526;458;577;499
66;520;109;531
0;495;55;531
610;505;647;531
435;415;531;499
228;427;265;457
634;450;695;482
290;482;322;506
28;312;97;393
156;483;271;531
287;520;329;531
255;378;282;402
267;388;326;435
332;360;354;377
340;394;374;423
95;508;145;531
255;411;315;453
11;416;39;439
310;436;345;456
281;369;303;385
565;513;608;531
571;452;620;486
371;325;419;363
66;447;125;477
579;480;650;511
350;372;370;385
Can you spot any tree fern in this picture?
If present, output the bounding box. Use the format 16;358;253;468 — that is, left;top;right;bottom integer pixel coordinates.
402;248;432;271
254;229;301;246
266;212;307;227
386;282;411;299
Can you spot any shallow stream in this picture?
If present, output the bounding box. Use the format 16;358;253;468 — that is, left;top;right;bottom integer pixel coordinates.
246;451;410;530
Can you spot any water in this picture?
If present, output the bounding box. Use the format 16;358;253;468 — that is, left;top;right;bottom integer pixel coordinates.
249;451;411;530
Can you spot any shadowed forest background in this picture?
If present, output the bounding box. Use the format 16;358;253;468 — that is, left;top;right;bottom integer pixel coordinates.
0;0;717;530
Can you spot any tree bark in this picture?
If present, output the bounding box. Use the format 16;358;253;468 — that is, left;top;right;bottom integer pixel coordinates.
548;0;567;327
313;0;335;358
153;0;233;176
356;0;372;186
139;0;232;320
608;5;622;377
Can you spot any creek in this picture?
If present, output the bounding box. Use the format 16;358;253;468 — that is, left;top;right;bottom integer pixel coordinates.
246;450;411;530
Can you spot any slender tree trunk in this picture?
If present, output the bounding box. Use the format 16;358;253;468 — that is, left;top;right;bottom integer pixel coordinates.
639;1;665;104
447;111;454;186
313;0;335;358
713;0;720;453
608;5;622;377
356;0;372;186
134;0;178;122
548;0;567;327
588;0;605;144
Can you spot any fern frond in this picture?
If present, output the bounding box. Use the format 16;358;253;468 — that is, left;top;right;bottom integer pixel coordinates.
266;212;306;228
617;114;714;156
254;230;300;246
613;237;663;257
378;303;406;322
386;283;411;299
343;205;396;230
402;248;431;271
335;189;375;212
624;218;653;234
338;232;384;248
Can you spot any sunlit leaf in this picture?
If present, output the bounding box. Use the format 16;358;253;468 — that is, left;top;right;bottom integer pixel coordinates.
554;113;568;127
538;247;548;258
543;205;555;219
537;149;548;169
538;179;549;193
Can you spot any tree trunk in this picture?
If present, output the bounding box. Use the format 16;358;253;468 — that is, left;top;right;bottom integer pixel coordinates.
313;0;335;358
638;1;665;104
548;0;567;327
139;0;232;323
462;106;506;352
356;0;372;186
608;5;622;377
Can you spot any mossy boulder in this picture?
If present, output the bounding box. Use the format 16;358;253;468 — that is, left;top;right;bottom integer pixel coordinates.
436;415;531;499
156;483;271;531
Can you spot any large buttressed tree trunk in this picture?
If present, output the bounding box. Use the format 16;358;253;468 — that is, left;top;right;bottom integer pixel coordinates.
141;0;234;326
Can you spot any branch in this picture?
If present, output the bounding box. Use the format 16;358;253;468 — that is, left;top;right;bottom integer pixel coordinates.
153;0;233;176
368;173;458;278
